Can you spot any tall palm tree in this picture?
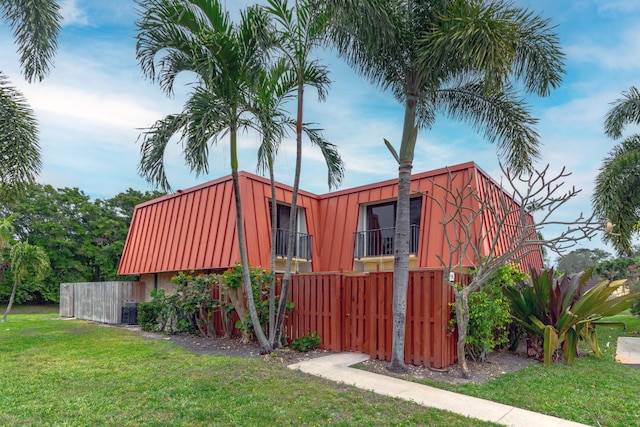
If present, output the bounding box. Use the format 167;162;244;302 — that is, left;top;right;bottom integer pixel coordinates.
2;241;49;322
324;0;564;372
254;59;291;340
0;0;61;203
593;87;640;255
135;0;275;349
264;0;340;347
253;57;343;342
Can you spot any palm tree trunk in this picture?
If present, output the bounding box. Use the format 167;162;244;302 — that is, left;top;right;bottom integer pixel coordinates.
2;279;19;322
388;93;418;373
268;161;277;339
388;159;412;372
273;79;305;347
230;126;272;352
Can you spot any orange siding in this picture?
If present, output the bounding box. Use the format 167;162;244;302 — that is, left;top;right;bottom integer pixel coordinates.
118;162;543;275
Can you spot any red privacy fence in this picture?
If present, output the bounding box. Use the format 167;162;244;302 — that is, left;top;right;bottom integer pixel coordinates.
284;269;461;369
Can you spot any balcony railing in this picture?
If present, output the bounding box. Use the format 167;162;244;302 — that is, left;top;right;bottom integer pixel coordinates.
354;225;420;259
275;229;313;261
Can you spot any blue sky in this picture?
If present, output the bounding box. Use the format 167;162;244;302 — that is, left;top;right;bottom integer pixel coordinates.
2;0;640;258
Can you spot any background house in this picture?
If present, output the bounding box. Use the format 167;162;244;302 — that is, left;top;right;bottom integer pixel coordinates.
118;161;544;298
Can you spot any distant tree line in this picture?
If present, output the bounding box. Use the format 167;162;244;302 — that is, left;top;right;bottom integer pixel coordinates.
0;185;164;304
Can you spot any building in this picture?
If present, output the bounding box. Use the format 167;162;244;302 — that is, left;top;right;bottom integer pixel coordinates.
118;161;543;297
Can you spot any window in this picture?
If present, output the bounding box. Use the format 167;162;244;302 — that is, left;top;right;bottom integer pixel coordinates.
270;203;312;260
355;197;422;258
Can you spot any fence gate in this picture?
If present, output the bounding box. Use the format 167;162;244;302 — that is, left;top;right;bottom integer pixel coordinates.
284;270;458;368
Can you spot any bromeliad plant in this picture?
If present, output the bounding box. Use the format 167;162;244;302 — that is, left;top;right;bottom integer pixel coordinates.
505;267;640;366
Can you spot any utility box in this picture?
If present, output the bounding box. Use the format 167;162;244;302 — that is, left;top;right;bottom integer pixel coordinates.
121;301;139;325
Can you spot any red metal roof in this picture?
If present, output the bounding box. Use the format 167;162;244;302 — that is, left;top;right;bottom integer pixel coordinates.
118;162;544;275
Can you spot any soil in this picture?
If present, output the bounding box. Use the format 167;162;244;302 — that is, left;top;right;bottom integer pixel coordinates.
136;327;533;385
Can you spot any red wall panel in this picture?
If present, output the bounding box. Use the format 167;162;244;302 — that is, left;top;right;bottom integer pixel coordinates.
118;162;544;275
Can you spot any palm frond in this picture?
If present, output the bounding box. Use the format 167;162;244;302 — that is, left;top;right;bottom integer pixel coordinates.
137;113;189;191
508;4;564;97
303;124;345;190
303;60;331;102
592;135;640;255
435;77;540;174
417;0;564;97
0;73;41;204
323;0;408;96
604;86;640;140
1;0;61;82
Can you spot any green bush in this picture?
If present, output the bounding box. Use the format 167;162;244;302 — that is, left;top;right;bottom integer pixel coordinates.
451;264;527;361
290;332;321;352
220;263;293;338
137;302;158;331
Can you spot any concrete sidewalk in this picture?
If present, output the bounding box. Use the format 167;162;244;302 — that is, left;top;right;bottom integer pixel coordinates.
616;337;640;368
288;353;589;427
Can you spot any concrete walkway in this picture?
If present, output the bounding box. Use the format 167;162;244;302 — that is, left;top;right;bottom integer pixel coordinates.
616;337;640;367
288;352;589;427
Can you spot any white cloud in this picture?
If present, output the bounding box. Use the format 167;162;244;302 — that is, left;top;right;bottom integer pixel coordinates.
595;0;640;13
59;0;90;26
565;27;640;71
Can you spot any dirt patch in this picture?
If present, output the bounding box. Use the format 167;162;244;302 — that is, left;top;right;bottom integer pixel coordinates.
135;327;533;383
359;351;532;385
139;329;331;365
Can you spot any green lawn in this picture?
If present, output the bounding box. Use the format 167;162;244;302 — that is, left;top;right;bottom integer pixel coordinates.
0;304;59;315
410;313;640;427
0;313;495;427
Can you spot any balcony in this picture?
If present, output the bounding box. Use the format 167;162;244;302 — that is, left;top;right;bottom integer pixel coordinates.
354;225;420;259
275;229;313;261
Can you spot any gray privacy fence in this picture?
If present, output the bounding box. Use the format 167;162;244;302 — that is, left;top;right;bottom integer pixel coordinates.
60;282;145;324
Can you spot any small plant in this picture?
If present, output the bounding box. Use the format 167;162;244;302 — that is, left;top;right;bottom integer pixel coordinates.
289;332;321;352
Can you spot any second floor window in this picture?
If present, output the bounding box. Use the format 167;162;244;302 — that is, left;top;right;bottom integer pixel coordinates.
355;197;422;258
270;203;312;260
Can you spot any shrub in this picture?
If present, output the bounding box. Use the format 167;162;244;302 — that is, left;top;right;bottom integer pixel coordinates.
451;264;527;361
219;263;293;339
171;272;217;337
290;332;321;352
137;302;158;332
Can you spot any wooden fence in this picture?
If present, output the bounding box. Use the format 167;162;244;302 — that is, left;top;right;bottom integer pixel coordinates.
60;281;145;324
61;270;459;368
284;270;461;369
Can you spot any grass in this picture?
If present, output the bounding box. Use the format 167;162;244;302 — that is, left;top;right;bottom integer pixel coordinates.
0;304;59;315
405;313;640;427
0;313;497;427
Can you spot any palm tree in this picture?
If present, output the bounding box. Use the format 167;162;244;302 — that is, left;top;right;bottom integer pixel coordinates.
324;0;564;372
2;241;49;322
253;58;344;342
135;0;275;349
264;0;341;347
0;0;61;203
593;87;640;255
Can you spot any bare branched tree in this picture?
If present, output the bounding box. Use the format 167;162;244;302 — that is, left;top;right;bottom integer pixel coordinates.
425;164;602;378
